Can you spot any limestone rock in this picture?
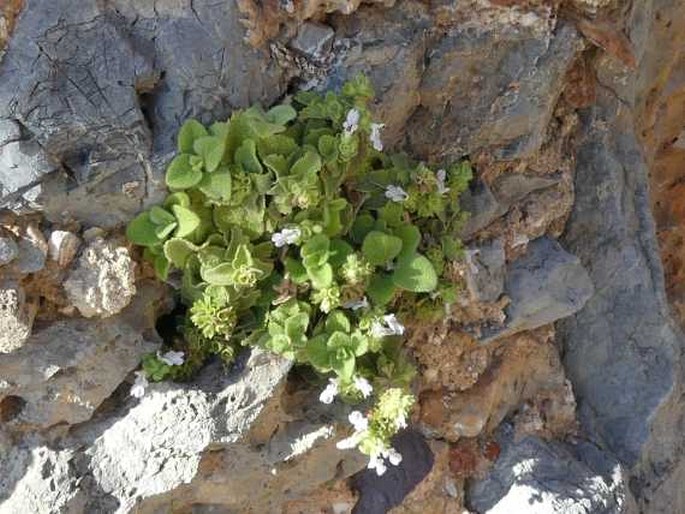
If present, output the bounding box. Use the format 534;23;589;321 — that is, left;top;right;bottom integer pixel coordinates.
0;280;36;354
291;22;335;59
490;173;562;207
467;424;628;513
47;230;80;267
480;237;593;343
464;239;505;303
460;180;503;238
0;281;169;429
64;238;136;318
0;236;18;266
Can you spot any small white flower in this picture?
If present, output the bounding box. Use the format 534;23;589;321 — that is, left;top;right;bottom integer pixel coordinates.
384;185;409;203
371;313;406;338
436;169;450;195
271;227;301;248
368;454;388;476
343;108;360;134
343;297;369;311
158;350;184;366
319;378;339;404
348;410;369;431
130;371;148;399
395;412;408;429
386;447;403;466
353;376;373;398
370;122;385;151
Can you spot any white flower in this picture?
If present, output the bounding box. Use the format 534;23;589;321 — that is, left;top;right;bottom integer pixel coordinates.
371;314;406;338
348;410;369;431
395;412;408;429
384;185;409;203
386;447;403;466
271;227;301;248
343;297;369;311
436;169;450;195
343;108;360;134
130;371;148;399
158;350;184;366
354;376;373;398
370;122;385;151
368;454;388;476
319;378;339;404
336;434;362;450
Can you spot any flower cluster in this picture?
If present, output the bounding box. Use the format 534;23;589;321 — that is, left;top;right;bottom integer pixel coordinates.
126;74;472;460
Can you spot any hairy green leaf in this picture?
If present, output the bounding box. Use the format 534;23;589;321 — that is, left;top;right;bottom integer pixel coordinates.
362;231;403;266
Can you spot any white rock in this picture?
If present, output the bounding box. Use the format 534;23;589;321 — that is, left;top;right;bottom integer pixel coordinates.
48;230;81;267
0;280;36;354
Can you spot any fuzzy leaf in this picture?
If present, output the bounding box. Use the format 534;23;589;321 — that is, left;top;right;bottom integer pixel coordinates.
201;262;235;286
394;224;421;261
178;119;208;153
318;135;339;163
126;212;161;247
149;206;176;226
351;214;375;244
362;231;403;266
154;222;177;240
290;150;321;177
154;254;170;280
163;238;198;268
262;154;288;176
326;311;351;334
329;239;353;269
307;263;333;289
193;136;225;172
172;204;201;238
166;154;203;190
285;257;308;284
392;254;438;292
266;104;297;125
306;335;331;371
198;169;231;202
164;192;191;209
367;274;396;306
235;138;263;174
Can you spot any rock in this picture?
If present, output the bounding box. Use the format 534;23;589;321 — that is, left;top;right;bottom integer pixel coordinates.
0;281;169;429
467;424;628;514
408;15;582;161
0;118;21;146
0;236;18;265
352;430;434;514
15;224;48;274
64;237;136;318
47;230;80;267
490;173;562;207
0;279;36;354
480;237;593;343
291;22;335;59
464;239;505;303
0;138;55;209
460;180;504;238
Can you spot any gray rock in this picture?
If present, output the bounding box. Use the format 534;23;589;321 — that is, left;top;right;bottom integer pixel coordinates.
460;180;504;238
0;237;18;266
0;280;36;354
464;239;505;303
352;430;434;514
0;281;169;428
558;89;684;468
0;119;21;146
0;139;55;209
491;173;562;207
467;424;628;514
64;238;136;318
408;18;582;161
291;22;335;59
14;228;47;274
480;237;593;343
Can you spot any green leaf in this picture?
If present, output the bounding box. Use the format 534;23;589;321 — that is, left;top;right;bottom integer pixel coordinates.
198;169;231;202
154;253;170;280
265;104;297;125
126;212;161;247
306;263;333;289
235;139;263;174
257;135;298;158
154;222;177;240
306;335;331;371
301;234;330;260
327;331;352;350
163;192;191;209
329;239;353;268
149;206;176;226
201;262;235;286
209;121;229;138
330;348;355;380
290;150;321;177
392;254;438;292
325;311;351;334
362;231;403;266
166;154;203;190
351;214;375;244
351;332;369;357
367;274;396;306
262;154;288;176
394;224;422;261
163;238;198;268
178;119;208;153
193;136;225;172
285;257;308;284
285;313;309;343
318;134;339;163
380;202;404;227
171;204;201;238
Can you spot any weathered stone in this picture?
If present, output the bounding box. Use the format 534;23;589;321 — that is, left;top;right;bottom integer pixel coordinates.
408;15;582;161
0;279;35;354
481;237;593;342
490;173;562;207
352;430;434;514
0;138;55;209
0;236;18;265
64;237;136;318
291;22;335;59
0;119;20;146
0;281;169;429
464;239;505;303
467;424;628;514
460;180;503;238
47;230;80;267
15;225;47;274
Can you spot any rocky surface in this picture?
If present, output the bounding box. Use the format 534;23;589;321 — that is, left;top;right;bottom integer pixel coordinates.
1;0;685;513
